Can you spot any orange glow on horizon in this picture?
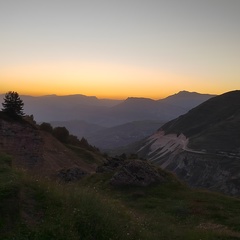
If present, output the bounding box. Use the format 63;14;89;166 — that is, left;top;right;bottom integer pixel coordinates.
0;60;235;100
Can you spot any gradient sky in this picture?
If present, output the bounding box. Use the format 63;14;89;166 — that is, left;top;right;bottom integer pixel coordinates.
1;0;240;99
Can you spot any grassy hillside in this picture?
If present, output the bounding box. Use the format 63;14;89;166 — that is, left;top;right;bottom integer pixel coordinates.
0;153;143;240
0;110;102;176
162;90;240;152
66;144;105;166
1;153;240;239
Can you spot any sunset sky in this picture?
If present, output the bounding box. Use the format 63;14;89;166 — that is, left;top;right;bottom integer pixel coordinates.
1;0;239;99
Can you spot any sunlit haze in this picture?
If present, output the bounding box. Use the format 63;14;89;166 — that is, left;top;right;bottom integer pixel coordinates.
1;0;239;99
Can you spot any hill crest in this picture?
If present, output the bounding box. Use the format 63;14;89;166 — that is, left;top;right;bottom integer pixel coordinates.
0;113;104;177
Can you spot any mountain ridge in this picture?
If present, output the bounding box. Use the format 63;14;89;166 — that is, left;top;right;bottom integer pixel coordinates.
161;90;240;151
135;90;240;196
0;91;215;125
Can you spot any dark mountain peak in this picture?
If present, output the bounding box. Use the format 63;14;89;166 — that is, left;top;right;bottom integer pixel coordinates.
162;90;214;100
215;89;240;98
41;94;58;97
176;90;198;95
125;97;155;102
62;94;98;99
115;97;156;109
159;90;215;110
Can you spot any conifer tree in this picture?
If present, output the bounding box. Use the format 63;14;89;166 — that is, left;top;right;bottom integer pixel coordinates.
2;91;24;117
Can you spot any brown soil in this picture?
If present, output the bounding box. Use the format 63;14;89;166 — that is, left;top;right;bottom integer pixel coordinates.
33;131;97;177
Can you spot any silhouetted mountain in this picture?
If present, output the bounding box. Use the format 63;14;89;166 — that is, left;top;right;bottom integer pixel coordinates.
0;91;214;127
135;90;240;196
0;94;122;124
160;90;216;109
104;92;215;125
107;97;182;123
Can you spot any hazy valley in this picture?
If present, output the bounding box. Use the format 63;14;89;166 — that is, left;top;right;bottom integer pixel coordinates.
0;91;215;150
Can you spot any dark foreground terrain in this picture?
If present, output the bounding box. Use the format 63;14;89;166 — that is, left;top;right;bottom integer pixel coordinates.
1;153;240;240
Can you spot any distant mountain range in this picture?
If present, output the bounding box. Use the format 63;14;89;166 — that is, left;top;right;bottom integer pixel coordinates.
134;90;240;196
0;91;215;149
0;90;215;127
4;94;122;125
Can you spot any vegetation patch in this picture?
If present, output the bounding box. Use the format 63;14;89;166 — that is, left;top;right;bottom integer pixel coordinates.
1;152;240;239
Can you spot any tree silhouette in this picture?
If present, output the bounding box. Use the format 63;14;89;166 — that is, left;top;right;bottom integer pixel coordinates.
53;126;69;143
39;122;53;133
2;91;24;117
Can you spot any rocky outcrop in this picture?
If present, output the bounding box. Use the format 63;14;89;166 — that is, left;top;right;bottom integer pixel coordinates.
110;159;165;187
165;152;240;196
137;130;240;196
57;167;88;182
0;118;44;168
96;157;125;173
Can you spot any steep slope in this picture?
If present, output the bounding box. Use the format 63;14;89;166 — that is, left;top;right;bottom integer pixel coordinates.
0;112;43;168
0;112;104;177
137;90;240;196
39;131;101;176
162;90;240;152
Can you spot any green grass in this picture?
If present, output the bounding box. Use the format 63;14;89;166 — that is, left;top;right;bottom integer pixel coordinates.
66;144;104;165
0;154;20;236
1;153;240;239
79;171;240;239
0;154;144;240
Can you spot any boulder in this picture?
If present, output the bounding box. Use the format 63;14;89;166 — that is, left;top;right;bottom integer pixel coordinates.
57;167;88;182
110;159;165;187
96;157;124;173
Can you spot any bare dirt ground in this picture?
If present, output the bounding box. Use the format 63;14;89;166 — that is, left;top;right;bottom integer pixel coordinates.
33;132;97;177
